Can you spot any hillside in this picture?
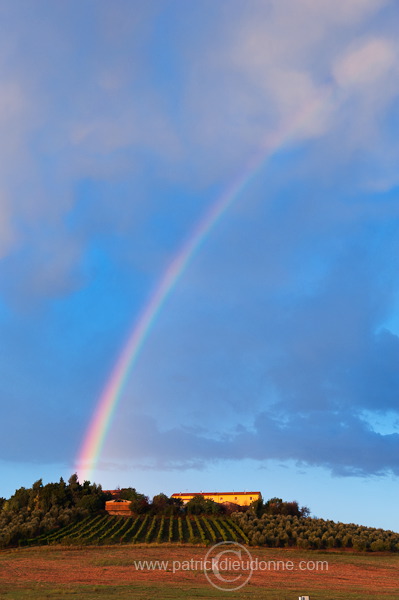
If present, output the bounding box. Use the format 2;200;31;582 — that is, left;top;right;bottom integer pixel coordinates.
2;476;398;551
21;511;399;551
234;511;399;551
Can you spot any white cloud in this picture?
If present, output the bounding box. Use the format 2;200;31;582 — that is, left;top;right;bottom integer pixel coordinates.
297;0;388;24
0;193;16;258
0;5;181;301
0;79;34;254
0;0;398;304
333;38;397;88
0;81;26;124
178;0;394;185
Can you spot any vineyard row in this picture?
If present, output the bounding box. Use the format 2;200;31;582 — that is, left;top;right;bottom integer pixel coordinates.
27;515;247;546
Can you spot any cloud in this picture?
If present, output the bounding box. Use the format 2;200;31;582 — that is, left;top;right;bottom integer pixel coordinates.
1;234;85;304
1;0;397;305
333;38;397;88
0;2;182;305
176;0;398;188
105;405;399;477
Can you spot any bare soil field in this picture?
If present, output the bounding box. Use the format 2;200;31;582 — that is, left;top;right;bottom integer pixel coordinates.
0;544;398;599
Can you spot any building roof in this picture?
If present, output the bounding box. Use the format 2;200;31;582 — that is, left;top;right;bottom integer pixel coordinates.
171;491;261;496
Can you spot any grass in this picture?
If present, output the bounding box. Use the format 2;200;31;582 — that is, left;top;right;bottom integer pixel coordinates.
2;582;399;600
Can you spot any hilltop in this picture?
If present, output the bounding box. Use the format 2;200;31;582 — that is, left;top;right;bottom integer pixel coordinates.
1;476;398;551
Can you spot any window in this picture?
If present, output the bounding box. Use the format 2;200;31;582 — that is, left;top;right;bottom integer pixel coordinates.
234;497;237;501
250;497;252;500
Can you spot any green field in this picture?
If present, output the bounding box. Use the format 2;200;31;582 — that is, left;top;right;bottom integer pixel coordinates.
25;514;249;546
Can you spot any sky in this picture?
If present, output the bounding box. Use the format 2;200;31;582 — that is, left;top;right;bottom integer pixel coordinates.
1;0;399;530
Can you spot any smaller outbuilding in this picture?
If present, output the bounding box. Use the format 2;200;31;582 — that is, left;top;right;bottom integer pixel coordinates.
105;499;132;516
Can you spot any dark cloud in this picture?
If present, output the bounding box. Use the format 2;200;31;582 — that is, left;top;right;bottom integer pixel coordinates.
105;404;399;477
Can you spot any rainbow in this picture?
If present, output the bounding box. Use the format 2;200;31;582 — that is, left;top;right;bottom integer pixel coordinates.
75;87;332;483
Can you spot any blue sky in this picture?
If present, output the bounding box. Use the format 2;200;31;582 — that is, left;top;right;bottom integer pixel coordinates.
1;0;399;530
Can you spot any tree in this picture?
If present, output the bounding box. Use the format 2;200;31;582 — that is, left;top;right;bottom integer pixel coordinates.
262;497;308;518
250;497;264;517
77;494;104;513
185;495;224;515
151;493;182;515
67;474;82;502
299;505;311;518
8;487;30;511
117;487;150;514
151;493;169;514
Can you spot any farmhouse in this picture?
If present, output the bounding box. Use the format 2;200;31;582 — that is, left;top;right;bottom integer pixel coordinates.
171;491;261;506
105;499;132;515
